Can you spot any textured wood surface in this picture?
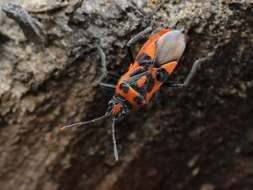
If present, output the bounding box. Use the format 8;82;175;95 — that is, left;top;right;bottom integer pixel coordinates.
0;1;252;190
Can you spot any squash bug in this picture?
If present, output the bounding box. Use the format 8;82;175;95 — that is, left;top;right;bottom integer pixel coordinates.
61;27;212;161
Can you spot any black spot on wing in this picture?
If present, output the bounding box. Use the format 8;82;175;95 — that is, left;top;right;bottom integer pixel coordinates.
156;68;169;82
119;83;129;93
134;95;144;105
137;53;153;66
145;74;155;93
131;81;147;98
129;68;144;77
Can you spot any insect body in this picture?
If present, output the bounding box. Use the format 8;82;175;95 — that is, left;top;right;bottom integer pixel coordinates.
108;28;186;119
62;27;207;161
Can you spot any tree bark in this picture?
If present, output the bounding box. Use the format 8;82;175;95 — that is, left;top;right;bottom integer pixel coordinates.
0;0;252;190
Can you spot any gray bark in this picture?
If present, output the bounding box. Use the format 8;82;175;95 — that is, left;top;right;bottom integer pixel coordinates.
0;0;252;190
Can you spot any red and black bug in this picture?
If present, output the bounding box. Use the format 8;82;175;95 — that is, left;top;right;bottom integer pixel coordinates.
62;27;211;161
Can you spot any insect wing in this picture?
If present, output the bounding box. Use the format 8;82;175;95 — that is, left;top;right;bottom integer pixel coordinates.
155;30;186;65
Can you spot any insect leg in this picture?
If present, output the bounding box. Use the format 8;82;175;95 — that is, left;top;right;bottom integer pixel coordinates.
167;54;214;88
99;83;116;91
127;27;152;63
96;47;118;91
97;47;120;82
97;46;108;82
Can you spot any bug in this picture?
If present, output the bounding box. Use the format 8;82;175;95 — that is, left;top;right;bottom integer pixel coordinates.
61;27;211;161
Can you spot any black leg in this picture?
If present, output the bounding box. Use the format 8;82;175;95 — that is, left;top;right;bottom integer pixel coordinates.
166;54;214;88
97;46;108;82
97;47;121;81
127;27;152;63
96;47;118;91
99;83;116;91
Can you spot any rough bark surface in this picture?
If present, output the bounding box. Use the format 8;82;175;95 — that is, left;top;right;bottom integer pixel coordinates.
0;0;252;190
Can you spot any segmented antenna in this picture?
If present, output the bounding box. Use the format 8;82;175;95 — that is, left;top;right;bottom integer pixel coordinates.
60;114;108;130
112;118;119;161
61;113;119;161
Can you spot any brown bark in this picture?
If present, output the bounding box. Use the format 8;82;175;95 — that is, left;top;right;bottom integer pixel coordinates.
0;0;252;190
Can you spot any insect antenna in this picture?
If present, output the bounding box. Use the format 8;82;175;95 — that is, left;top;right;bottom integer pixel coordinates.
61;114;109;130
112;118;119;161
